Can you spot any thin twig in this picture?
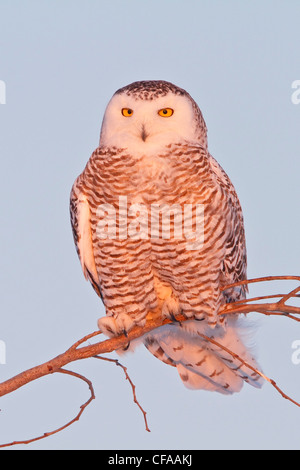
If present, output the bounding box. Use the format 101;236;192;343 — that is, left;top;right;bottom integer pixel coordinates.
221;275;300;290
229;294;300;304
70;330;103;350
93;355;150;432
198;333;300;409
278;285;300;306
220;276;300;322
0;368;95;448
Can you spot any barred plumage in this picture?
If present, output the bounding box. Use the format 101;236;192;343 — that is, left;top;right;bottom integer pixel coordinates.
70;80;262;393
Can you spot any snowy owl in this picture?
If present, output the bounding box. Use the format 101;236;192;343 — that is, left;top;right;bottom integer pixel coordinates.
70;80;262;394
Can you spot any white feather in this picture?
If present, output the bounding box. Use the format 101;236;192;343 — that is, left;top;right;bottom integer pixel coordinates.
76;193;98;283
145;318;263;394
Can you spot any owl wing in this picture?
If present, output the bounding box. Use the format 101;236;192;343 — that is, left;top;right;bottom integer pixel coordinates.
208;153;248;302
70;180;102;298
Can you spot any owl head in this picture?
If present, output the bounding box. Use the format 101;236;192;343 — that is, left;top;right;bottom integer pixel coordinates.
99;80;208;154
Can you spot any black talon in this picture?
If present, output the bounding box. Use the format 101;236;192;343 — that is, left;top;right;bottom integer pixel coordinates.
121;329;130;350
170;312;182;326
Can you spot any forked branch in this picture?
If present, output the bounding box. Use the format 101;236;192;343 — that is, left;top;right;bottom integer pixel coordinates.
0;275;299;447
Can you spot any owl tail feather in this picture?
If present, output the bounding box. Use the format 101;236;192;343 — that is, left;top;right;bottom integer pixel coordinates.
144;318;263;394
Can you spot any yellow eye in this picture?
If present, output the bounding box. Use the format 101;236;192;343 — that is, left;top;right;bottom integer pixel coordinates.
158;108;174;117
121;108;134;117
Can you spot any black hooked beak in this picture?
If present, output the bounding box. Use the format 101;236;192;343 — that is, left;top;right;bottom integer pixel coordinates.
141;124;149;142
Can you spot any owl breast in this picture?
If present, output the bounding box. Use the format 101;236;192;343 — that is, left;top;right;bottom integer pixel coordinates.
82;142;227;327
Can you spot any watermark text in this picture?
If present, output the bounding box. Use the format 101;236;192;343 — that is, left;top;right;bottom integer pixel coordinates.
291;80;300;105
0;340;6;364
0;80;6;104
96;197;205;250
291;340;300;365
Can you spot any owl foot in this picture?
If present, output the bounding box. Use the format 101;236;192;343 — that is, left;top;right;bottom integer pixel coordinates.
97;313;136;338
161;296;181;322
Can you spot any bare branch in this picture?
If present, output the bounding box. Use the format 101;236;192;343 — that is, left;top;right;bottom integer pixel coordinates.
220;275;300;322
198;333;300;409
0;368;95;448
0;274;299;447
94;355;150;432
278;285;300;306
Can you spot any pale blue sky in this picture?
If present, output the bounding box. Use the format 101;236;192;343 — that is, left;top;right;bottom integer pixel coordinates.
0;0;300;450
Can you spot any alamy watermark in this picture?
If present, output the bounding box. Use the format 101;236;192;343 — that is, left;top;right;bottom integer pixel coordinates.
291;80;300;105
0;80;6;104
0;340;6;365
291;340;300;365
96;196;205;250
